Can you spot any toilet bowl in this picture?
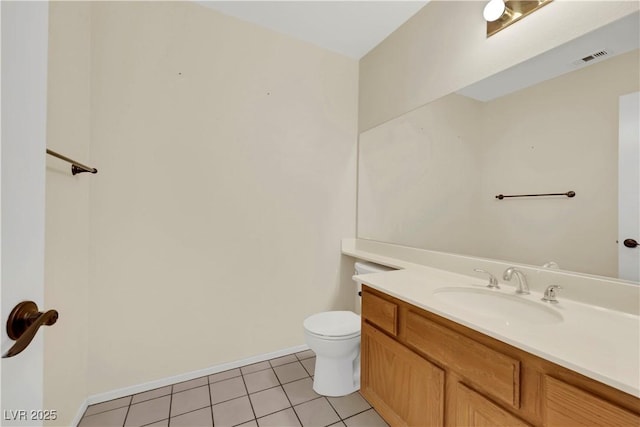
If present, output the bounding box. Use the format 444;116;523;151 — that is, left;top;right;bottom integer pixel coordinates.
304;311;361;396
303;261;394;397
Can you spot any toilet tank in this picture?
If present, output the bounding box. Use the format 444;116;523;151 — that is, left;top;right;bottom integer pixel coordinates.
353;261;394;315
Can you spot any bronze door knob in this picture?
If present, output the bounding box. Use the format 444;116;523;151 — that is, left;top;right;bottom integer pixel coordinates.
4;301;58;358
623;239;638;248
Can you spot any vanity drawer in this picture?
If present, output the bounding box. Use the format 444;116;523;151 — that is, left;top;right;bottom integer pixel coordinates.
362;290;398;336
405;311;521;408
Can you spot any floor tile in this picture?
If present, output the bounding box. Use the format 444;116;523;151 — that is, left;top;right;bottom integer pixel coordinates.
295;350;315;360
249;386;291;418
258;408;301;427
131;386;171;404
210;376;247;404
172;376;208;393
327;392;370;419
269;354;298;367
80;351;387;427
124;395;170;427
84;396;131;416
244;368;279;393
210;368;242;384
170;407;213;427
171;385;211;416
274;362;309;384
294;397;340;427
283;378;320;406
300;357;316;376
343;409;389;427
79;407;128;427
212;396;255;427
241;361;271;375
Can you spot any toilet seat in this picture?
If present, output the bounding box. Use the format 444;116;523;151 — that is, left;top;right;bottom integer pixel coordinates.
305;329;360;341
303;311;360;340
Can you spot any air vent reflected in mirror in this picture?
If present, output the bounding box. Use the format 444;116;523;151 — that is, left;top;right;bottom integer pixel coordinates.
571;49;613;68
581;50;609;62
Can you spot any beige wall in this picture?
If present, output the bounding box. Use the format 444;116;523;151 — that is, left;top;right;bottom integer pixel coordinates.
359;1;640;131
86;2;357;394
358;49;639;278
42;0;639;419
44;2;91;425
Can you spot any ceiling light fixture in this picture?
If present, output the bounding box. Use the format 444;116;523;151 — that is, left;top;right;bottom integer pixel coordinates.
484;0;554;37
483;0;506;22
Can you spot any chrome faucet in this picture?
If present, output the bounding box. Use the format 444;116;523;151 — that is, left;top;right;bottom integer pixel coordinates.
474;269;499;289
503;267;529;295
542;285;562;303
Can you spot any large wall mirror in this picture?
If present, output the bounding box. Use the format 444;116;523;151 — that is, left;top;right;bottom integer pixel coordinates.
357;12;639;283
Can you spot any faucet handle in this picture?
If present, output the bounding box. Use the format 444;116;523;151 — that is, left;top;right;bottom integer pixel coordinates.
542;285;562;303
474;268;500;289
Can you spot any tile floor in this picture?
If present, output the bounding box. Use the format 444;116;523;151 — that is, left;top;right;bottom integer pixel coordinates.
79;350;388;427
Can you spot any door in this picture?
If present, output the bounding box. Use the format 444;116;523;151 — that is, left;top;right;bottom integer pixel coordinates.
1;2;49;426
545;376;639;426
618;92;640;282
454;382;530;427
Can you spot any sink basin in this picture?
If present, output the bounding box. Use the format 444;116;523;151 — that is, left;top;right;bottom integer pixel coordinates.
432;287;563;326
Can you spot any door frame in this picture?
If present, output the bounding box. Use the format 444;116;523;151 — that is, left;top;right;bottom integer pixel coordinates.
1;2;49;425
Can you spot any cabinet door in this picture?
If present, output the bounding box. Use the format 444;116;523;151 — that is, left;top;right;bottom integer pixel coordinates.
361;322;444;426
455;382;530;427
545;376;640;426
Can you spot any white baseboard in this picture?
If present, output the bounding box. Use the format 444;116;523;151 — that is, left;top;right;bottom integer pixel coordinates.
84;344;309;407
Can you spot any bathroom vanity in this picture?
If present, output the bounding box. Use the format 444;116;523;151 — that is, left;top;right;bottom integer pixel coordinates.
345;240;640;427
360;285;639;426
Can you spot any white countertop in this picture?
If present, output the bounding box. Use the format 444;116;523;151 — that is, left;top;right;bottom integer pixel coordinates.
355;267;640;397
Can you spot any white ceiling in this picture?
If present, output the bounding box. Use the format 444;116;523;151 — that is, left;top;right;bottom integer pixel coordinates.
197;1;428;59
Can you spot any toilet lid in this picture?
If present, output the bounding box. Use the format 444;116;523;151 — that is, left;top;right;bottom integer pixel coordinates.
303;311;360;338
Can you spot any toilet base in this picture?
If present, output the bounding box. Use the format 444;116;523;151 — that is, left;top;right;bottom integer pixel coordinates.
312;353;360;397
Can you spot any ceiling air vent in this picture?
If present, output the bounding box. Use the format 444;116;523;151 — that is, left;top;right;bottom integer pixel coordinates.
581;50;609;62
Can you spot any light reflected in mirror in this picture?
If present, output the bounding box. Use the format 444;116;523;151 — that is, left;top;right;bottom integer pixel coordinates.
357;13;639;283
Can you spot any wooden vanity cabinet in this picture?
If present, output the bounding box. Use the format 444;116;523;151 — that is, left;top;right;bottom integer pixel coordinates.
361;290;444;426
360;286;640;427
361;322;444;426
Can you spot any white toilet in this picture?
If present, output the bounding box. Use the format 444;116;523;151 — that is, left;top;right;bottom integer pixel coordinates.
303;261;393;397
